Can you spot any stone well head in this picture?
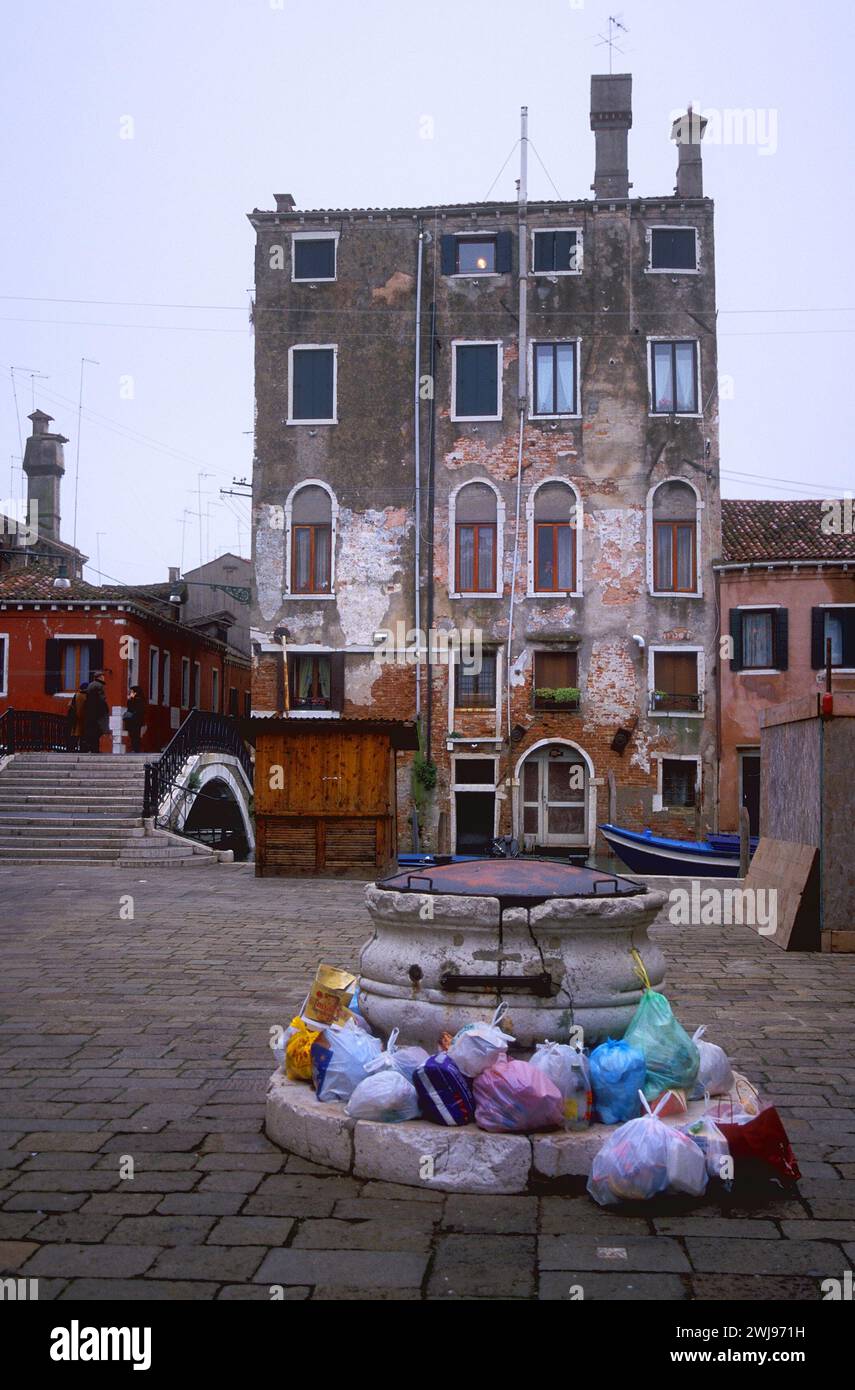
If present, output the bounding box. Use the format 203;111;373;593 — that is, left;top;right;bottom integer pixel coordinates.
358;859;666;1051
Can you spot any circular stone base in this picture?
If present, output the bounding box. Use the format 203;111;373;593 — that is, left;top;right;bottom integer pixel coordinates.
265;1071;716;1196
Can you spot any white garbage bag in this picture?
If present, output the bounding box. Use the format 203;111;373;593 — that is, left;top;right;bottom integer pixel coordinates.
528;1040;592;1129
588;1091;709;1206
690;1026;734;1098
364;1027;429;1085
345;1068;420;1123
447;1003;515;1078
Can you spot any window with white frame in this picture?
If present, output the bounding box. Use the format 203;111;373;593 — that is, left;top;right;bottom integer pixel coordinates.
180;657;190;709
659;756;700;808
530;481;578;594
148;646;159;704
811;606;855;670
126;637;140;694
454;482;499;595
441;232;512;277
650;479;699;595
648;227;698;272
454;649;498;710
287;482;335;596
452;342;502;421
161;651;171;706
531;228;582;275
730;607;788;672
291;232;337;282
288;345;337;424
649;340;699;415
531;341;579;417
649;646;704;716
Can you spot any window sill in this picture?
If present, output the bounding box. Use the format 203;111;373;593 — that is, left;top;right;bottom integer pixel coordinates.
645;268;700;275
450;591;503;601
448;272;505;280
528;589;583;600
284;593;336;601
650;589;703;600
530;413;581;422
286;710;341;719
291;277;337;284
737;669;783;676
530;270;582;278
648;411;703;420
286;418;338;426
650;709;704;719
450;415;502;424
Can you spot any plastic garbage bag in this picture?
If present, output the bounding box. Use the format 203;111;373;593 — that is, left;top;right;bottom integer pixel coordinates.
689;1026;734;1099
715;1103;800;1184
345;1068;420;1123
587;1092;708;1206
529;1041;592;1129
589;1037;646;1125
623;951;699;1101
414;1052;475;1126
682;1113;732;1185
285;1016;320;1082
314;1019;383;1104
364;1027;429;1085
474;1055;564;1133
447;1003;515;1078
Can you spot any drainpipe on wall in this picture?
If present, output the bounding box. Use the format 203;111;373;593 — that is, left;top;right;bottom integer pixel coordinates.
506;107;529;745
413;222;424;721
425;297;438;764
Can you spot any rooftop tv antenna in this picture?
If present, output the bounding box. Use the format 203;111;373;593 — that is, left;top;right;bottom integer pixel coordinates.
595;15;629;74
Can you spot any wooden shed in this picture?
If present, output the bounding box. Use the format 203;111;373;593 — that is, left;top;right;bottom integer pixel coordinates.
246;717;419;877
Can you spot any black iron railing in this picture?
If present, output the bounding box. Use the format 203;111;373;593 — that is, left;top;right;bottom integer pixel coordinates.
649;691;703;714
0;708;72;754
142;709;253;818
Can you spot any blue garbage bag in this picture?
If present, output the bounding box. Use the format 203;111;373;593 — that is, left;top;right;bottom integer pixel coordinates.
589;1037;646;1125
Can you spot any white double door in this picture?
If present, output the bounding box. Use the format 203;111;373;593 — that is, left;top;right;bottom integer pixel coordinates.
521;745;588;847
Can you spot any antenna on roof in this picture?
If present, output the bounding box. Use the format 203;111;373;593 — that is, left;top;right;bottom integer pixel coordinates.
595;15;629;74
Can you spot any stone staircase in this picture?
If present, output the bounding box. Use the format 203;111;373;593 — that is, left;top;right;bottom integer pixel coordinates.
0;753;218;866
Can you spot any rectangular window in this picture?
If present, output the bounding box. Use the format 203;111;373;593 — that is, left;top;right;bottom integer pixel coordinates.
651;651;701;713
453;758;496;785
661;759;698;807
455;650;497;710
532;341;577;416
292;236;336;281
244;691;251;719
453;343;501;420
741;610;775;669
812;607;855;669
532;228;580;274
162;651;171;706
289;346;336;423
533;651;579;710
653;520;697;593
193;662;201;709
148;647;159;704
290;654;332;710
292;524;331;594
456;237;496;275
650;227;698;271
211;668;219;713
534;522;575;592
181;657;190;709
651;341;698;414
228;686;238;716
60;641;92;693
0;634;8;697
456;523;496;593
126;638;140;694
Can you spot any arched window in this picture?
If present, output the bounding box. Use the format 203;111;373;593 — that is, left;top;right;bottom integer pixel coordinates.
455;482;498;594
290;484;333;594
650;480;699;595
526;479;581;595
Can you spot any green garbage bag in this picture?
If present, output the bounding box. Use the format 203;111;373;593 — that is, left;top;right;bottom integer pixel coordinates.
624;950;700;1102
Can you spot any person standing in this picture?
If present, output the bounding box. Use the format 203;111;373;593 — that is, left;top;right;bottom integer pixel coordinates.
67;682;87;752
83;671;109;754
124;684;147;754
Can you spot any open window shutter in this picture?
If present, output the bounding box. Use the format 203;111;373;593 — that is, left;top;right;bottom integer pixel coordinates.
89;638;104;672
773;608;789;671
440;235;456;276
729;609;743;673
555;230;574;271
329;653;345;712
495;230;513;274
810;608;825;669
45;638;62;694
843;610;855;668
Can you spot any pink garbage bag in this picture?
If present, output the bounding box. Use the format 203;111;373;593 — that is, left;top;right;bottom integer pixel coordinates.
474;1055;564;1133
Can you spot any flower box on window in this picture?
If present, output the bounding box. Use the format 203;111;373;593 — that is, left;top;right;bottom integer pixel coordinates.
533;685;581;712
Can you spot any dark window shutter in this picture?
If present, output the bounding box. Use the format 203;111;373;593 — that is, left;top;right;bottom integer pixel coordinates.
729;609;743;673
533;231;552;272
329;653;345;712
810;608;825;669
843;609;855;668
45;638;62;694
292;349;334;421
555;230;574;271
440;234;457;276
495;230;513;274
773;608;789;671
455;344;499;418
89;638;104;673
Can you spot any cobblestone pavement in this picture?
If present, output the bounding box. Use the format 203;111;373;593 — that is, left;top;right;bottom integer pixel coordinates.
1;863;854;1301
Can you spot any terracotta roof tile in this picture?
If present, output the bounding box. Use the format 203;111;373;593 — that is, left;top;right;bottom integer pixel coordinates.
721;499;855;565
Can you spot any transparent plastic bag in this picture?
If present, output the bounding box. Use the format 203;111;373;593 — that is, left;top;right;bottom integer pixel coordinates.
682;1113;732;1185
529;1041;592;1129
623;954;699;1101
345;1069;420;1123
587;1092;708;1206
447;1003;515;1078
315;1019;383;1104
589;1037;646;1125
365;1027;429;1085
473;1055;564;1133
690;1026;734;1098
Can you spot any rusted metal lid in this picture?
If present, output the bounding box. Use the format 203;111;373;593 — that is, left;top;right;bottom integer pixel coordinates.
378;857;643;906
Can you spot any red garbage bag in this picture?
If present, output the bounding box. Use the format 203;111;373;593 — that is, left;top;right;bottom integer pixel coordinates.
717;1104;801;1184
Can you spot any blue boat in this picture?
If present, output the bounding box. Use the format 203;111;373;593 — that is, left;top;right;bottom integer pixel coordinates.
598;822;757;879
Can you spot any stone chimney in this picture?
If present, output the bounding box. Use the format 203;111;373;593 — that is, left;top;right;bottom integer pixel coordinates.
23;410;67;544
671;108;708;197
590;74;632;199
274;193;296;213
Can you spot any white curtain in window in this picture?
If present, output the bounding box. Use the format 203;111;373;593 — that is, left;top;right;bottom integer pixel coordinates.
825;614;843;666
743;612;773;667
675;343;696;411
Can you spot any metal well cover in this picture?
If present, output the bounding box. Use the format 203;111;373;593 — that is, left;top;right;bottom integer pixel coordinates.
378;857;643;906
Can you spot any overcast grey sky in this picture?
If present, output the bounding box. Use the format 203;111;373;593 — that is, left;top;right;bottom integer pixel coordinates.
2;0;852;585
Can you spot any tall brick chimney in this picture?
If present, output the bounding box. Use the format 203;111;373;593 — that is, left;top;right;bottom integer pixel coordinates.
23;410;67;544
590;73;632;199
671;108;708;197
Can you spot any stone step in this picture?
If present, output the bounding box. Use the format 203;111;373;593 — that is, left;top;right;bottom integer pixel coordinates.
0;816;144;828
0;828;146;841
0;779;146;792
0;843;202;861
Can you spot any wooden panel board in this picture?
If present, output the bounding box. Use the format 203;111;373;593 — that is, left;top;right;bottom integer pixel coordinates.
254;729;391;817
744;838;820;951
324;817;378;873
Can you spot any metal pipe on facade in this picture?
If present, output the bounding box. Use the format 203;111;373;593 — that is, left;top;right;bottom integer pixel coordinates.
413;223;424;718
506;107;529;742
425;297;438;763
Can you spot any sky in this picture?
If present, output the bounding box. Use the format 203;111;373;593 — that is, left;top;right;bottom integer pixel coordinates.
1;0;853;586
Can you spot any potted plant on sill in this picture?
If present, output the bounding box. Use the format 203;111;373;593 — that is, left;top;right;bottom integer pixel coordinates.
534;685;581;711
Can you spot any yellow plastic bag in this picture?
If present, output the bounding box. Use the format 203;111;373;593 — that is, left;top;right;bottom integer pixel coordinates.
285;1016;320;1082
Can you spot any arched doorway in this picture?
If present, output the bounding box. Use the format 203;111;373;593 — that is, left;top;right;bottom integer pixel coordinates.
516;741;593;851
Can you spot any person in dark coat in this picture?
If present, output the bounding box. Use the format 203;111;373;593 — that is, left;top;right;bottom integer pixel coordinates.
83;672;109;753
124;685;147;754
67;682;87;752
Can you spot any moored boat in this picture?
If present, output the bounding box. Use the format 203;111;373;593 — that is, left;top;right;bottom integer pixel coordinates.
599;822;757;879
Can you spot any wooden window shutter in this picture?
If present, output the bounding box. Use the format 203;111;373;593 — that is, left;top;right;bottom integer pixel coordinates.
89;638;104;672
44;638;62;694
554;230;574;270
329;653;345;712
729;609;743;673
773;608;789;671
495;230;513;274
440;235;457;276
810;608;825;669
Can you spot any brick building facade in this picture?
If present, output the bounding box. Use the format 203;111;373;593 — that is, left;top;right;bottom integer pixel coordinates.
249;75;722;857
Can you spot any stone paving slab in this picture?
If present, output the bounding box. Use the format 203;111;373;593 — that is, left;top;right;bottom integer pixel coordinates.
1;863;854;1301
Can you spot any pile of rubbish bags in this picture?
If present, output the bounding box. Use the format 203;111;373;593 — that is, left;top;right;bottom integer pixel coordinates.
274;958;800;1205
